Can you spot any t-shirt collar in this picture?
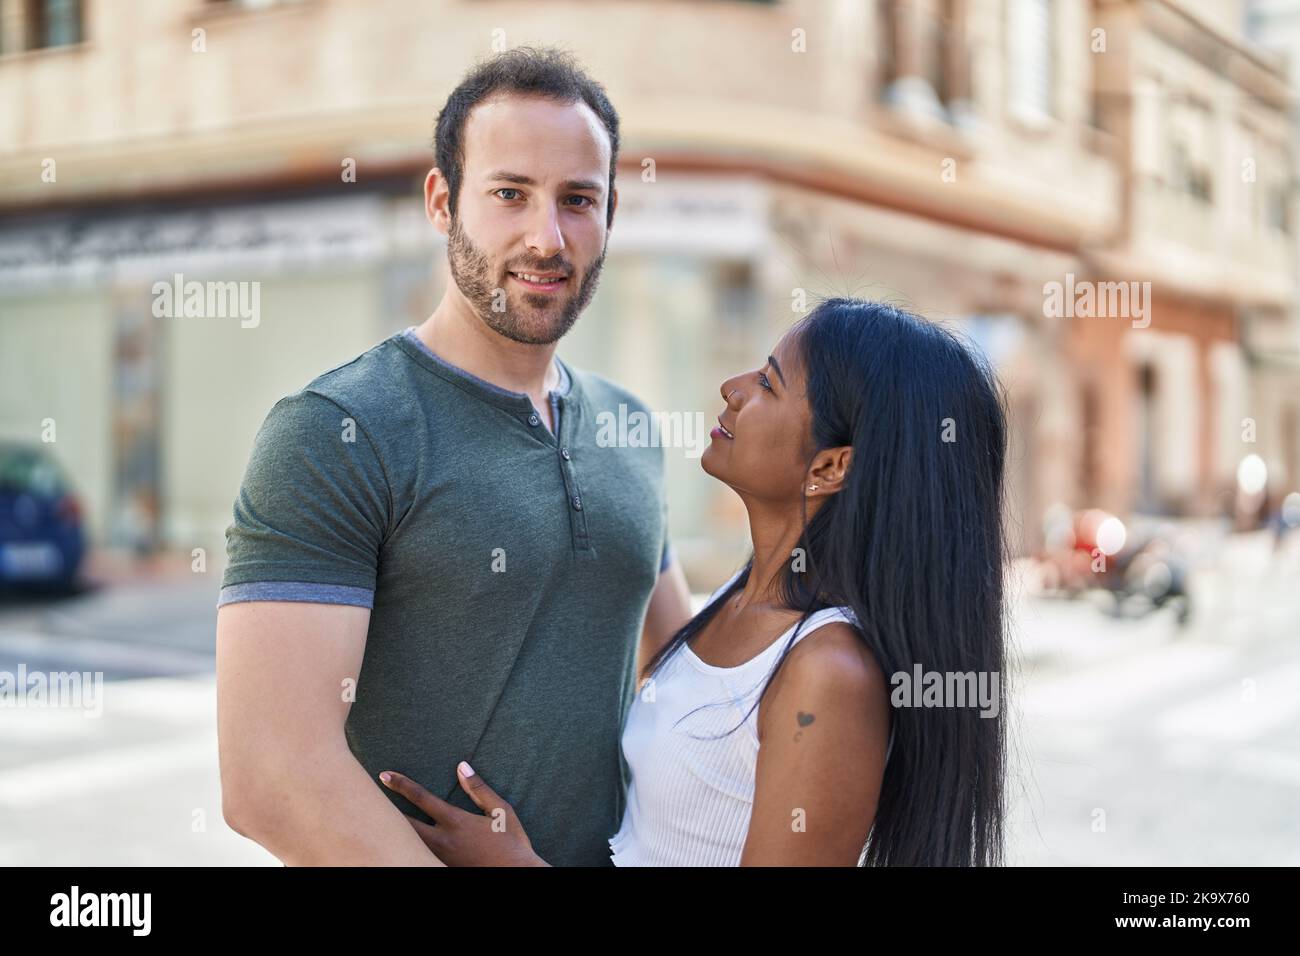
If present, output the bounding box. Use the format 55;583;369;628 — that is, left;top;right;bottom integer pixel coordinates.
396;325;576;412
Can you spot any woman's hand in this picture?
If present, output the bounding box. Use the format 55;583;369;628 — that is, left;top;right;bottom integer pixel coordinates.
379;761;549;867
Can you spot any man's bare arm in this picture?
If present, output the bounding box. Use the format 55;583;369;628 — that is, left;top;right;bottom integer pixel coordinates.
216;600;444;866
636;559;694;680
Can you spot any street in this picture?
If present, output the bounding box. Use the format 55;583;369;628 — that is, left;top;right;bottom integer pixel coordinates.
1;544;1296;866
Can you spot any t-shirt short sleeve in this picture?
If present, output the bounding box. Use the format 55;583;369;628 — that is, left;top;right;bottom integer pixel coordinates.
217;390;390;609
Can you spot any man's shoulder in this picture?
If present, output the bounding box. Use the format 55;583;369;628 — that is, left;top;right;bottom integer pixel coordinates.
298;334;412;411
262;334;426;441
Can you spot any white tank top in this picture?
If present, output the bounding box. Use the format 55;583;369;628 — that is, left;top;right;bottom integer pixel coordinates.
610;568;894;866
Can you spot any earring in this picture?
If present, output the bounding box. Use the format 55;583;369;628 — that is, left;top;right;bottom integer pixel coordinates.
808;484;818;492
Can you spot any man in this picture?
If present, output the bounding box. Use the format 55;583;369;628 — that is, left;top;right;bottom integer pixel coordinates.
216;47;693;866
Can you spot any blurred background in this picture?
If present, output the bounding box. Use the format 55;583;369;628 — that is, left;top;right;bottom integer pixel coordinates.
0;0;1297;865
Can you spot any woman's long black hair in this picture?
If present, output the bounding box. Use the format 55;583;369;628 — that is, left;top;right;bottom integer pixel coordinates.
642;297;1011;866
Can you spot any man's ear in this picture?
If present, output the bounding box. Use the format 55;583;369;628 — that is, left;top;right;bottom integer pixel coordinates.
607;184;618;231
424;167;451;235
806;446;852;497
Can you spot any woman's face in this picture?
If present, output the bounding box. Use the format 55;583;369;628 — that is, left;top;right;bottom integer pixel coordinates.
701;329;815;502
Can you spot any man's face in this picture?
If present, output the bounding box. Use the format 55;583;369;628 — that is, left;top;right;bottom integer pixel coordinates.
438;94;614;345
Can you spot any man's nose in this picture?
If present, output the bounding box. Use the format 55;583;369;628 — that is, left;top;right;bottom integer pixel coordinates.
526;204;565;259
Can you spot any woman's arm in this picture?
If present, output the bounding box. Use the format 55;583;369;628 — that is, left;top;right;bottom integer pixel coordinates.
740;623;891;866
379;763;549;866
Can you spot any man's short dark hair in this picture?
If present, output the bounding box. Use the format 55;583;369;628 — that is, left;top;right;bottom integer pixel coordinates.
433;46;621;229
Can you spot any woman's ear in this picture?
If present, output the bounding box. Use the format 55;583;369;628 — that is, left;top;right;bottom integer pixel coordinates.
806;446;852;496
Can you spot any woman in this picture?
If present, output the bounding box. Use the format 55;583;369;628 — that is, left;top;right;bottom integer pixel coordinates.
381;297;1011;866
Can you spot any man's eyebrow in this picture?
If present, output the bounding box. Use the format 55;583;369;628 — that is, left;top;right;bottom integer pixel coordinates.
485;170;603;192
767;355;786;388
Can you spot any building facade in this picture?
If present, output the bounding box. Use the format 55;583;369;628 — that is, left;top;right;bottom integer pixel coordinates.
0;0;1295;582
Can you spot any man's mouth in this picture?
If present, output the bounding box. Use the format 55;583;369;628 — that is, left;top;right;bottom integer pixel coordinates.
509;271;569;292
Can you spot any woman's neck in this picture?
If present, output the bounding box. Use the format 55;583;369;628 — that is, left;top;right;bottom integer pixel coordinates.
735;495;823;611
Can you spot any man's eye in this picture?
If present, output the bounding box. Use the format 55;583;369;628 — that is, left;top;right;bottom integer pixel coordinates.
758;372;773;391
495;190;594;206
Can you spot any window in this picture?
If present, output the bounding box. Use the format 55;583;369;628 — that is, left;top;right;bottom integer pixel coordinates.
1080;382;1100;505
1006;0;1053;123
714;260;758;336
1265;142;1291;234
1170;140;1212;201
877;0;972;121
1136;363;1158;513
1167;95;1214;203
24;0;81;50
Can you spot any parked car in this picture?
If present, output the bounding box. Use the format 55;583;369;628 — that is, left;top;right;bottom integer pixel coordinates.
0;442;86;592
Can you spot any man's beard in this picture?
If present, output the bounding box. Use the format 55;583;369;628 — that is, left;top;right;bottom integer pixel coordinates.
446;215;605;345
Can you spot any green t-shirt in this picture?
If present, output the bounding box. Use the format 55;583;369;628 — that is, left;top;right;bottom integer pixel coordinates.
219;328;671;866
